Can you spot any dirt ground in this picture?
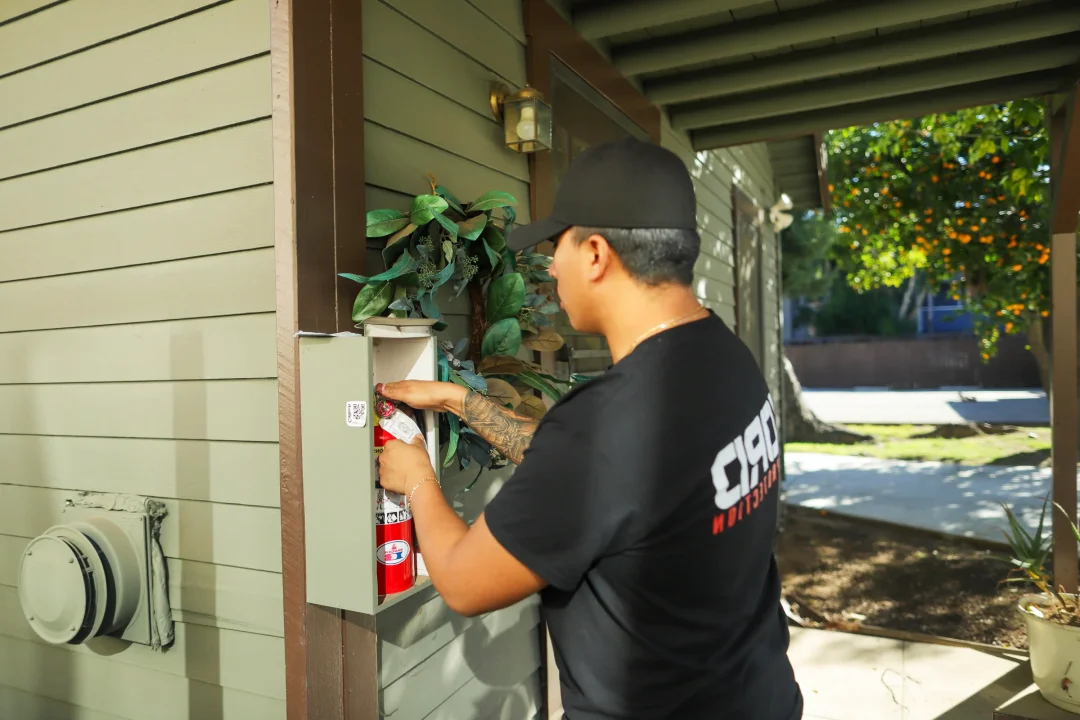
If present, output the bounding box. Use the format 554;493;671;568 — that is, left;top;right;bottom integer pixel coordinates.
776;506;1030;649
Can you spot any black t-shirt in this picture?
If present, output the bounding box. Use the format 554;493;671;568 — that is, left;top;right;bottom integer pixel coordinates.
484;312;803;719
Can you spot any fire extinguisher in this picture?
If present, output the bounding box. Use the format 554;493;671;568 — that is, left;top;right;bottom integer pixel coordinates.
374;419;416;596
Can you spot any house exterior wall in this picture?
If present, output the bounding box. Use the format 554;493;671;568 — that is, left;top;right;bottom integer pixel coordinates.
661;117;782;402
0;1;285;718
362;0;543;717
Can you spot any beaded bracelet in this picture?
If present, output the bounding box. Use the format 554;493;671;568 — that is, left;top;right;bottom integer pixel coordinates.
406;477;439;511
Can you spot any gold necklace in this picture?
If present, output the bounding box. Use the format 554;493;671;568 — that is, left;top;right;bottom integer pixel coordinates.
625;303;707;355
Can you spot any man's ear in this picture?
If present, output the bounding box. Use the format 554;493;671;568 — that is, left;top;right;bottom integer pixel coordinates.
585;233;615;282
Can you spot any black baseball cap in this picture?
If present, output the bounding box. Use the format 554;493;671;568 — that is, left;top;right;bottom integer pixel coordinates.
507;135;698;251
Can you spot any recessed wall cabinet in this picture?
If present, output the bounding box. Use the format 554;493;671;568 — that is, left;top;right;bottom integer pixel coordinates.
299;318;441;615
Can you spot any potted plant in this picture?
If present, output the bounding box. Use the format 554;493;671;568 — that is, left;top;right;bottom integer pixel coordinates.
343;178;588;480
1001;496;1080;714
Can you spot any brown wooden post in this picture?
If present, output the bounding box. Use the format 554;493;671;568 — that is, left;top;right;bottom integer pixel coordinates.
271;0;374;717
1050;88;1080;595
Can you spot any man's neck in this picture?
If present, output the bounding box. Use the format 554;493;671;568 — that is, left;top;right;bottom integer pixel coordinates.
602;284;704;364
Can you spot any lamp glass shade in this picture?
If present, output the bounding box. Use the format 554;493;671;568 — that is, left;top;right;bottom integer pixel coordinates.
504;94;552;153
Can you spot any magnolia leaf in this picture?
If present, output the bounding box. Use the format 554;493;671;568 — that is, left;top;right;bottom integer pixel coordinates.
453;337;470;358
469;191;518;212
434;212;459;240
351;282;393;323
484;225;507;252
482;238;502;269
419;291;441;320
532;269;554;283
367;209;409;238
485;378;521;408
522;326;564;352
538;301;561;315
524;293;547;307
478;354;527;375
443;413;461;468
517;370;562;402
435;185;465;215
481;318;522;358
442;239;455;264
504;204;517;227
486;273;526;323
457;214;487;241
502;249;517;276
339;252;417;285
517;395;547;420
382;230;414;270
410;194;449;225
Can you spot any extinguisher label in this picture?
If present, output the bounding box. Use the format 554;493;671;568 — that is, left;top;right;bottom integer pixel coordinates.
345;401;367;427
375;487;411;525
377;540;412;566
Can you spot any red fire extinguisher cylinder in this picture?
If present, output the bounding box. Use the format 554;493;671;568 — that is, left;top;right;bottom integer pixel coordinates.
374;425;416;595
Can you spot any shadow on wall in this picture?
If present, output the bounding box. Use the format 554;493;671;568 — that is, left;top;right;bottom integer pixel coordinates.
1;346;74;713
169;330;224;718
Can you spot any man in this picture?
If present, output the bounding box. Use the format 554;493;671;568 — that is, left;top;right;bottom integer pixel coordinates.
377;136;803;719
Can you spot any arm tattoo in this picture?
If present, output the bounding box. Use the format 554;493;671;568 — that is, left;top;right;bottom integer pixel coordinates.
461;391;538;465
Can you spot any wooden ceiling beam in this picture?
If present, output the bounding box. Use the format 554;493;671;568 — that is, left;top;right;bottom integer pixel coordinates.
691;70;1070;151
574;0;758;40
645;3;1080;106
614;0;1021;77
670;37;1080;130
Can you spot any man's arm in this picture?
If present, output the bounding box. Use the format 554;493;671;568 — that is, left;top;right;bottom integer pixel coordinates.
376;381;538;464
460;391;538;465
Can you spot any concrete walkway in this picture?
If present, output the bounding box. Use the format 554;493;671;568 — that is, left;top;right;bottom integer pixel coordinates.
789;627;1042;719
803;388;1049;426
783;453;1077;543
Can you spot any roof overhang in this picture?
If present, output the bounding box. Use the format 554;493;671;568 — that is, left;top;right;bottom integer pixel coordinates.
566;0;1080;211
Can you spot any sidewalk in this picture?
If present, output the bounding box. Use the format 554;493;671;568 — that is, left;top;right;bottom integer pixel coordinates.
784;452;1073;543
802;388;1049;426
790;626;1033;719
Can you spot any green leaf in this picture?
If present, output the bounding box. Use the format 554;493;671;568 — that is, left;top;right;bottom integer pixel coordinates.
429;260;456;291
469;191;518;212
443;414;460;468
483;225;507;252
339;252;418;285
517;370;562;402
482;238;502;269
410;195;449;226
366;209;409;238
501;249;517;276
481;318;522;358
486;273;526;323
457;214;488;241
351;282;393;323
419;292;441;319
434;211;458;241
381;226;415;270
435;186;465;215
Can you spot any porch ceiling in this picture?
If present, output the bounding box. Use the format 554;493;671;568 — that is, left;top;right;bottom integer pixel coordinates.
567;0;1080;209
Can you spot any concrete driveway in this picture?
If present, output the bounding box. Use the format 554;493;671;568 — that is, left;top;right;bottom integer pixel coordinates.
802;388;1049;426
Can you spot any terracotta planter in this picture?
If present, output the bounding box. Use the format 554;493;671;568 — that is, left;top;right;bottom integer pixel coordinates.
1019;593;1080;714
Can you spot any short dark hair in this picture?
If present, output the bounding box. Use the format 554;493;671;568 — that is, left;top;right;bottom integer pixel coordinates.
573;226;700;286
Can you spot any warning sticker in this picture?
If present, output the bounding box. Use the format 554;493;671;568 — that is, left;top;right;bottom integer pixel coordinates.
376;487;410;525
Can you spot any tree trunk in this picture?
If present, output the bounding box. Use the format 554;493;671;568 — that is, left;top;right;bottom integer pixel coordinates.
467;282;486;365
782;353;872;444
1027;316;1052;396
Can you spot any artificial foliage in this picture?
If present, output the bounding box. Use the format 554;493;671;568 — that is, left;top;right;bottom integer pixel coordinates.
343;179;588;475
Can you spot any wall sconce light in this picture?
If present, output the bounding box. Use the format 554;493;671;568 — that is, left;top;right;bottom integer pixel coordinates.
490;82;552;153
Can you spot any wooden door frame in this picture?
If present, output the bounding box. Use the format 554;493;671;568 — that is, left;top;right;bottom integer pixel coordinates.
272;1;377;719
732;185;766;365
521;2;661;716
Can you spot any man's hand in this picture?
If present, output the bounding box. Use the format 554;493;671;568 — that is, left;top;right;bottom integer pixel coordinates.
377;435;436;495
377;380;466;415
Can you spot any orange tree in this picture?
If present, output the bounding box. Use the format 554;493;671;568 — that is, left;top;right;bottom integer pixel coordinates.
826;100;1051;361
